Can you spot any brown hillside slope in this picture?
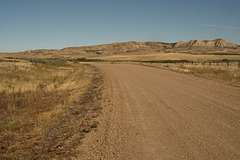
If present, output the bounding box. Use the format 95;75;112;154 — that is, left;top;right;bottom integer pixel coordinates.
174;39;238;48
0;39;239;59
61;41;173;56
57;39;239;57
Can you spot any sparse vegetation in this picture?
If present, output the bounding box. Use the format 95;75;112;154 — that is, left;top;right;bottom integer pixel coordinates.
0;59;102;159
138;60;240;85
28;58;67;66
71;58;103;63
90;123;98;129
0;39;239;159
93;107;103;111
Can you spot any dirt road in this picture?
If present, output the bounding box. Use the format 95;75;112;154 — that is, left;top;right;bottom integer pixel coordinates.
77;63;240;160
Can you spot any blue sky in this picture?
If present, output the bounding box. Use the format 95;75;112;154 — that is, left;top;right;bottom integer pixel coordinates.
0;0;240;52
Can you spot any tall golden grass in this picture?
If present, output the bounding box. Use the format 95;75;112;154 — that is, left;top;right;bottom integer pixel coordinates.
138;61;240;85
0;59;91;142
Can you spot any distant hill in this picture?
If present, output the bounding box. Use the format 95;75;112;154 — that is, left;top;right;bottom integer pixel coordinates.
173;39;238;48
60;41;174;56
1;39;239;59
59;39;238;56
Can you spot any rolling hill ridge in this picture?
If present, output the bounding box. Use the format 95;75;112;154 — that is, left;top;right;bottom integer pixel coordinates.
1;39;239;59
174;39;238;48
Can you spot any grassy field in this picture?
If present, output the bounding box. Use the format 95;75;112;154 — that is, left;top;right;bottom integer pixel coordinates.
91;52;240;62
0;50;240;158
0;58;103;159
85;51;240;86
134;60;240;86
84;51;239;86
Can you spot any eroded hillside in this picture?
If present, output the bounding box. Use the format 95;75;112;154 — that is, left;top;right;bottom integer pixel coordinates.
0;39;239;59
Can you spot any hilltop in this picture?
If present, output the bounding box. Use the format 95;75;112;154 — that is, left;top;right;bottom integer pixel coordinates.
61;41;174;56
174;39;238;48
0;39;239;59
60;39;238;55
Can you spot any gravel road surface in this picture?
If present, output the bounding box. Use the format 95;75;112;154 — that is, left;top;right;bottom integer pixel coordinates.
77;63;240;160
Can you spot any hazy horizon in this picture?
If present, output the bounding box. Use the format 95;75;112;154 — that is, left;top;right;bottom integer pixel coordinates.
1;0;240;52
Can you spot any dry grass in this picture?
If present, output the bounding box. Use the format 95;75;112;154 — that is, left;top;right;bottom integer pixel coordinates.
178;64;240;85
2;43;239;158
91;52;240;62
100;51;240;86
190;67;240;84
137;61;240;86
0;59;96;159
